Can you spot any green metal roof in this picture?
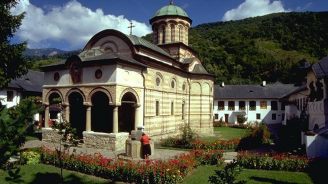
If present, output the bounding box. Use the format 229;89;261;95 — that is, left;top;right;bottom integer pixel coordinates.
153;4;189;18
127;35;172;58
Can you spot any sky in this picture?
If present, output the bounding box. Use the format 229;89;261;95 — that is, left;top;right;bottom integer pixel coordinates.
10;0;328;50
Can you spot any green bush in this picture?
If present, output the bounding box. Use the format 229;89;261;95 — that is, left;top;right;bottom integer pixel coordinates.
236;151;309;171
237;123;271;150
21;150;41;165
209;161;246;184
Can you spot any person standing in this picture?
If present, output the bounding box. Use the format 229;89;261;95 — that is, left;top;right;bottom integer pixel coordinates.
140;132;151;159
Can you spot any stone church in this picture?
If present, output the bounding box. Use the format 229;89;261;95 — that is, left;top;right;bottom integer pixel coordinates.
42;2;214;150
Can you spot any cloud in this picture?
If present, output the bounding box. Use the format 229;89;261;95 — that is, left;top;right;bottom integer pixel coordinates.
223;0;287;21
11;0;152;49
296;2;313;11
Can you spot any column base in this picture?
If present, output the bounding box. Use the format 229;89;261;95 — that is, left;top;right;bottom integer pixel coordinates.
83;131;129;151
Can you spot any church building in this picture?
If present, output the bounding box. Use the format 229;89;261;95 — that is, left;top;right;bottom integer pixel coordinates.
41;2;214;150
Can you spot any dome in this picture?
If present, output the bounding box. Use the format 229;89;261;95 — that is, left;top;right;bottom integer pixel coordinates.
152;4;189;19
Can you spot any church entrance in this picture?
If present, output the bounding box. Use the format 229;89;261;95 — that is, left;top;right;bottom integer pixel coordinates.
68;92;86;138
91;91;113;133
118;92;136;133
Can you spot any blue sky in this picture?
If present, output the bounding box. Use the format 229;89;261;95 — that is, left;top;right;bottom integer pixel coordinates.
11;0;328;50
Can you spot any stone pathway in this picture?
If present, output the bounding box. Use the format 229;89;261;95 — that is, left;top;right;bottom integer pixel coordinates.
22;140;187;161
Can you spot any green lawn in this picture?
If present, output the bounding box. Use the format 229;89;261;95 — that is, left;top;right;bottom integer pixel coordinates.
0;164;110;184
200;127;250;142
183;165;313;184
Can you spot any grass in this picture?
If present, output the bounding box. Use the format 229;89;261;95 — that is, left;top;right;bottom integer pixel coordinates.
0;164;110;184
200;127;250;142
183;165;313;184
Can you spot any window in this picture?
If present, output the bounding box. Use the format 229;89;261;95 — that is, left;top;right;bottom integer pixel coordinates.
182;83;186;91
156;77;161;86
50;111;58;119
156;101;160;116
95;69;102;79
271;101;278;110
282;113;285;121
178;25;184;42
7;91;14;102
214;114;219;120
281;102;286;110
260;101;267;109
228;101;235;111
54;72;60;81
171;101;174;115
171;80;175;88
171;24;175;42
182;102;185;120
249;101;256;111
239;101;245;111
272;113;276;120
256;113;261;120
218;101;224;110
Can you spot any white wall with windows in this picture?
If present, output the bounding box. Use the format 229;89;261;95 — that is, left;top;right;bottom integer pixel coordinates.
0;89;21;108
213;99;286;124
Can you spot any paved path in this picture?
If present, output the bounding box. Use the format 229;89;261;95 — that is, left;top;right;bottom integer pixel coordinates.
22;140;187;161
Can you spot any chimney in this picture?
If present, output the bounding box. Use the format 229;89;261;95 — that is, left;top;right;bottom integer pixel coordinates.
262;81;266;87
221;82;225;87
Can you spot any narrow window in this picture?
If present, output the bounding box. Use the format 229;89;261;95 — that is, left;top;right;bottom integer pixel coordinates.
162;25;166;44
171;24;175;42
178;25;183;42
218;101;224;110
271;101;278;110
239;101;245;110
249;101;256;111
182;102;185;120
214;114;219;120
171;101;174;115
256;113;261;120
228;101;235;111
7;91;14;102
281;102;286;110
282;113;285;121
260;101;267;109
156;101;159;116
272;113;276;120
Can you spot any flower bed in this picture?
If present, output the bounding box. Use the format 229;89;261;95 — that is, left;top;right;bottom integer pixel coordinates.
191;139;240;150
40;147;223;184
236;151;309;171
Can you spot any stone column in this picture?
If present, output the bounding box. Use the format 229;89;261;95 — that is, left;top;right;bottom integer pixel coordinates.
85;105;92;132
113;106;119;133
65;105;70;122
44;105;50;128
135;105;141;130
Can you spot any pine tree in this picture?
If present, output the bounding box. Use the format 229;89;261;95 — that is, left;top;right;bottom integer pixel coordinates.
0;0;28;89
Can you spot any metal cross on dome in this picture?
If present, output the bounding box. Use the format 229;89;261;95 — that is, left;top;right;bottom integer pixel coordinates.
170;0;174;5
128;21;135;35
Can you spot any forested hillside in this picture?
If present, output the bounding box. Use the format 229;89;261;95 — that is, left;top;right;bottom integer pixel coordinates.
188;12;328;84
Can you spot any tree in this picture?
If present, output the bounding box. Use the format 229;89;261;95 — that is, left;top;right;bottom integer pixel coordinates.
0;0;28;89
0;97;42;168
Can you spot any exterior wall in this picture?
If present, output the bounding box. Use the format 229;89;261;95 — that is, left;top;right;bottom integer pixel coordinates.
0;89;21;108
143;67;213;139
44;65;117;87
213;99;285;124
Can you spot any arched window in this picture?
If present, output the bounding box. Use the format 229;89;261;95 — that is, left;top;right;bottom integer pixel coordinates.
161;25;166;44
171;24;175;42
178;25;184;42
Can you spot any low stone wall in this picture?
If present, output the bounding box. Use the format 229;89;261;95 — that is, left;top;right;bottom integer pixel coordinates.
126;140;155;158
83;131;129;151
42;128;62;143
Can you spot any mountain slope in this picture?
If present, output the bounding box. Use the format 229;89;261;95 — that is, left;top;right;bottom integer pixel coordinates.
188;11;328;84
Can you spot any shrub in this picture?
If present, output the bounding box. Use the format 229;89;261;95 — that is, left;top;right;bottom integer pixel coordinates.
192;139;240;150
21;150;41;165
236;151;309;171
40;146;224;184
161;124;197;149
213;118;226;127
209;161;246;184
237;115;247;125
237;123;271;150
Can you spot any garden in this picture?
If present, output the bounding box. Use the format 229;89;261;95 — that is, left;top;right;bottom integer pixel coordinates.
1;122;326;183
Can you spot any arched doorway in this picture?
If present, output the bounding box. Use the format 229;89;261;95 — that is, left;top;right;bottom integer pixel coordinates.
48;93;62;125
68;92;86;138
118;92;136;133
91;91;112;133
